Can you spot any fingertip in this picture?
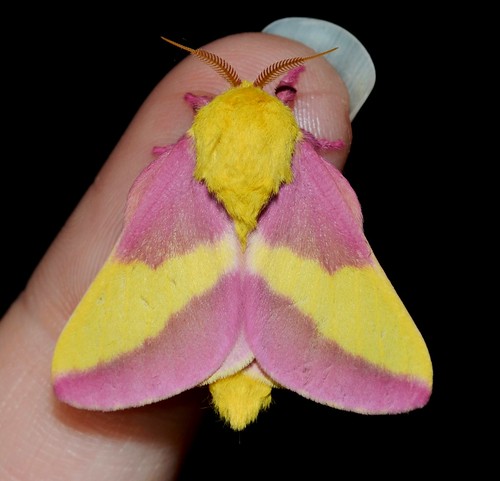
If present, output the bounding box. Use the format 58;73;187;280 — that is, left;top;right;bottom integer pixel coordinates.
262;17;376;121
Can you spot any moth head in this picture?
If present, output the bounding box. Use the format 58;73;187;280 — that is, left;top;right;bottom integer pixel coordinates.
161;37;337;89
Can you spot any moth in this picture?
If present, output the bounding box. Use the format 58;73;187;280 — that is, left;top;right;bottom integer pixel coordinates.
52;38;432;430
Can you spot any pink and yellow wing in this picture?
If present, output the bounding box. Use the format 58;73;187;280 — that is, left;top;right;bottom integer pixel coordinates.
52;136;241;410
246;139;432;414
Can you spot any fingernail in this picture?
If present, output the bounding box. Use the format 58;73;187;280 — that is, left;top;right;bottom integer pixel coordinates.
262;17;376;120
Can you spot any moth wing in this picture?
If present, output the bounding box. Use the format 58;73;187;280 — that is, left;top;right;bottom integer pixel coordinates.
246;139;432;414
52;136;241;410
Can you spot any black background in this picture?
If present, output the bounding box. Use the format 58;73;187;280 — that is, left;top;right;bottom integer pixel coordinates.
4;6;464;479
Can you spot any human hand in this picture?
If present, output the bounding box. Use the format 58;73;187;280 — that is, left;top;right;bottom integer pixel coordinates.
0;27;356;480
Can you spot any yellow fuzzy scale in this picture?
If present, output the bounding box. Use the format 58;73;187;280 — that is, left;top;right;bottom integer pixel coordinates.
209;371;273;431
189;81;301;247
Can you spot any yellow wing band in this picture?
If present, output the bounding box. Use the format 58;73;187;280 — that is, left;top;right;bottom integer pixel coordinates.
248;235;432;384
52;233;238;374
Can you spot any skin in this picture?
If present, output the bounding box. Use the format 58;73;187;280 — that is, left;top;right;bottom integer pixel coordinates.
0;32;351;480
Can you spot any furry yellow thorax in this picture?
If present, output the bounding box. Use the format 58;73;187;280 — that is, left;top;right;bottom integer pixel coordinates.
189;81;301;247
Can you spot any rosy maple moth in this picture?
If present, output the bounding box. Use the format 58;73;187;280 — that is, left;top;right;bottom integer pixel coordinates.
51;38;432;431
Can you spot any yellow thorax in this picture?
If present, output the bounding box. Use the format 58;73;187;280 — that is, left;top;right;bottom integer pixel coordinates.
189;81;301;247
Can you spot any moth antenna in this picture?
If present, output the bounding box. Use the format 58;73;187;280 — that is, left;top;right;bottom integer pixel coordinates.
253;47;338;88
162;37;241;87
